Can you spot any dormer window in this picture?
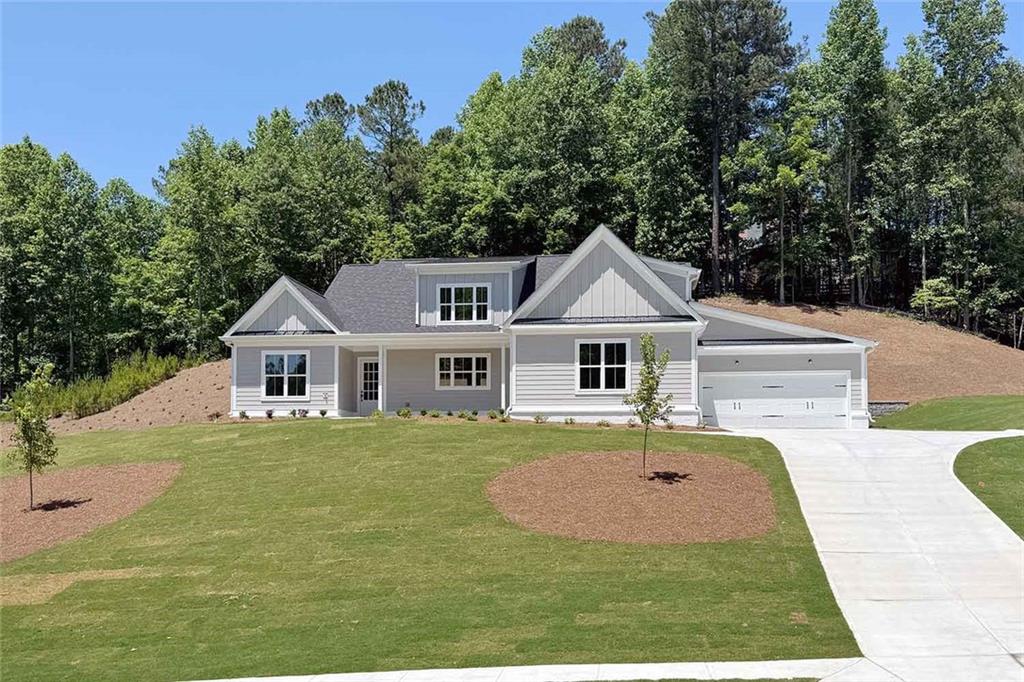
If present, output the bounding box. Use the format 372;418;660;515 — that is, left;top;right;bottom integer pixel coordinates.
438;284;491;324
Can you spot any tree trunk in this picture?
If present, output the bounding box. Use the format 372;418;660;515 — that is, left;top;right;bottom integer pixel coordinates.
778;188;785;305
844;144;859;306
641;426;649;479
29;468;33;510
711;127;722;295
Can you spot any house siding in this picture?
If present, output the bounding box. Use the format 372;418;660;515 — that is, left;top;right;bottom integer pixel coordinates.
235;346;336;415
531;241;677;319
338;347;357;413
245;290;329;333
698;351;866;408
418;273;511;326
512;331;694;416
384;347;504;413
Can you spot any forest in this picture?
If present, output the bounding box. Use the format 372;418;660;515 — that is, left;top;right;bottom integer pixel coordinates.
1;0;1022;395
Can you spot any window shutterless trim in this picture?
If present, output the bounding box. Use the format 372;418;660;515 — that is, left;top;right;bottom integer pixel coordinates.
574;338;630;395
260;349;311;401
436;283;492;325
435;352;491;391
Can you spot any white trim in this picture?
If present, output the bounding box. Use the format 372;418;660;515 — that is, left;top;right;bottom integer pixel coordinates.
334;347;340;414
434;352;492;391
510;333;518;408
574;337;631;395
508;321;702;335
860;351;869;409
697;344;866;356
224;276;342;337
500;345;507;412
414;274;420;327
260;350;311;402
690;331;698;406
230;346;238;413
690;302;877;348
698;370;853;429
225;332;510;349
436;282;493;325
507;270;513;319
406;261;521;274
378;344;386;411
504;225;706;327
357;356;380;416
640;256;702;280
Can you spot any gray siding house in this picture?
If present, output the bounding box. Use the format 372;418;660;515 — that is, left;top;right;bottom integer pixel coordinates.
223;226;876;428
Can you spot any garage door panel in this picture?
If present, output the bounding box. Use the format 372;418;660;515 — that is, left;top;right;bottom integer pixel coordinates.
700;372;850;429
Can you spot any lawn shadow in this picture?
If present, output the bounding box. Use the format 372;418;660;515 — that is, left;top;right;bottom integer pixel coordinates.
647;471;692;485
30;498;93;513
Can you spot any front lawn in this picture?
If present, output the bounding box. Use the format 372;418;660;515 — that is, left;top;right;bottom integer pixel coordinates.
873;395;1024;431
0;419;856;681
954;436;1024;536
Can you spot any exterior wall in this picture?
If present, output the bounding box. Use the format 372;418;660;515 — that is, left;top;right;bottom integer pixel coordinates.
511;330;696;422
698;350;866;409
654;270;691;301
246;290;329;333
338;347;357;414
701;317;800;341
234;345;336;416
418;273;512;326
384;347;505;413
511;263;530;308
532;241;677;319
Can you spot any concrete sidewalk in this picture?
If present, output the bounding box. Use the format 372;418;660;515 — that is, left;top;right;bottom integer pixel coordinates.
754;428;1024;682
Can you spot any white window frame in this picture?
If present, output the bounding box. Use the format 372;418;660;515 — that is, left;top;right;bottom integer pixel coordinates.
436;283;492;325
435;352;491;391
261;350;311;401
574;338;630;394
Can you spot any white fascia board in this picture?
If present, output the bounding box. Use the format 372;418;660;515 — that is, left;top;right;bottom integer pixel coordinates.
641;256;701;279
690;302;877;348
697;343;866;356
505;225;704;327
508;322;702;335
405;261;521;274
221;334;343;347
339;332;510;350
223;276;343;337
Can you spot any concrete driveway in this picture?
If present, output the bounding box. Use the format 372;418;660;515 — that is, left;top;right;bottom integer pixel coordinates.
753;428;1024;682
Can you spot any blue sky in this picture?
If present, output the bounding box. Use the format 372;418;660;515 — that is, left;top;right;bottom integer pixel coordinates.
3;2;1022;197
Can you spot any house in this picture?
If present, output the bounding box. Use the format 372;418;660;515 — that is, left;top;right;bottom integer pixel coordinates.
221;225;876;428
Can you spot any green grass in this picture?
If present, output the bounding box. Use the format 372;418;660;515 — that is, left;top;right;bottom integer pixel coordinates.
0;420;857;681
874;395;1024;431
954;436;1024;536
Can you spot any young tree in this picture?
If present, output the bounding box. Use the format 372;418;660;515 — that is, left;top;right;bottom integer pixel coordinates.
8;364;59;510
623;333;673;479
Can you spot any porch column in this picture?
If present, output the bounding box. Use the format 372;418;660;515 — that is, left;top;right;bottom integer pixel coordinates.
378;343;387;413
500;345;507;412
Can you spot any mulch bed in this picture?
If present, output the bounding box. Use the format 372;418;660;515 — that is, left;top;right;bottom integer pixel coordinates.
487;451;775;544
1;462;182;563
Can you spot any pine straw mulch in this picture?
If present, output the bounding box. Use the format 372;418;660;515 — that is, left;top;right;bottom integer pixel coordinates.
487;451;775;545
1;462;182;563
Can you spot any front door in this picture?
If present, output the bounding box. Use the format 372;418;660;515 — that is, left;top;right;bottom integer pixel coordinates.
357;358;380;416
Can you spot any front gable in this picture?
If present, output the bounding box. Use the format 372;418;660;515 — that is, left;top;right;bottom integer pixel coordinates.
530;241;677;319
223;277;342;337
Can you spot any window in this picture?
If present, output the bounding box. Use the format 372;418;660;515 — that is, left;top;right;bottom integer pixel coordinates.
262;351;309;399
438;284;490;323
436;353;489;390
576;339;629;392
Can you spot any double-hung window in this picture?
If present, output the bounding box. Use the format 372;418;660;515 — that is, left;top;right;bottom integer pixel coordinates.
262;351;309;399
436;353;489;390
439;284;490;323
576;339;629;393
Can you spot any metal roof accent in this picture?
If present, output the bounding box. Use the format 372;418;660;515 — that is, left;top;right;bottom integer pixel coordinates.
698;337;853;346
514;315;695;326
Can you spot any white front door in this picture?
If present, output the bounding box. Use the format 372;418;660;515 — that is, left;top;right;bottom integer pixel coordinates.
699;371;850;429
357;358;380;416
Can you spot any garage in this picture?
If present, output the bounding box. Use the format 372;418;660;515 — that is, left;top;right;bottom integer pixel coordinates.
699;371;851;429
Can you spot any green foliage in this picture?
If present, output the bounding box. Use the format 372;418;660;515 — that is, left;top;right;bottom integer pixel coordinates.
874;395;1024;431
7;364;60;509
954;436;1024;536
239;411;249;420
420;409;428;416
396;407;412;418
533;414;548;424
370;409;384;419
487;409;499;420
428;409;441;418
624;333;673;477
564;417;576;425
595;419;611;428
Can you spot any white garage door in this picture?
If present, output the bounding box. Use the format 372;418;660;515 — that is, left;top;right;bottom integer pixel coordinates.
699;372;850;429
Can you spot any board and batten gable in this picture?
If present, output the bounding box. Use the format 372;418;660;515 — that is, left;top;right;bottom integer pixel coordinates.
245;290;331;334
235;346;336;415
530;241;677;319
418;272;513;326
512;331;695;419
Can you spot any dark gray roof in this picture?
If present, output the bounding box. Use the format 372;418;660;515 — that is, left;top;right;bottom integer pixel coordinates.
283;275;344;331
514;315;694;326
698;337;852;346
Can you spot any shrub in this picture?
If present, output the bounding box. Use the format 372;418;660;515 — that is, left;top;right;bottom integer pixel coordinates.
265;409;274;419
533;414;548;424
297;409;308;418
627;417;638;428
289;409;297;418
7;351;204;420
596;419;611;428
446;410;454;417
471;410;478;417
370;409;384;419
420;409;427;416
457;410;470;419
498;415;510;423
239;410;249;420
319;409;327;417
487;409;499;420
429;409;441;418
397;407;412;418
564;417;576;425
663;419;675;430
466;415;478;421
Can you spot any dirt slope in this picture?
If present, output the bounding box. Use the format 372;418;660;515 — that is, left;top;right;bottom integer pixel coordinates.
701;296;1024;403
1;360;230;447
